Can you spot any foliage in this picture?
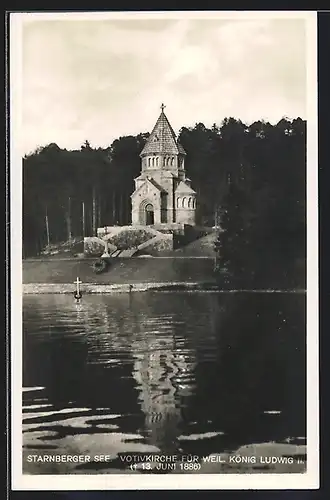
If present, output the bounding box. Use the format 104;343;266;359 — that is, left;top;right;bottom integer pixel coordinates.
214;182;256;286
92;259;109;274
22;117;306;288
213;117;306;289
83;238;105;258
109;228;155;250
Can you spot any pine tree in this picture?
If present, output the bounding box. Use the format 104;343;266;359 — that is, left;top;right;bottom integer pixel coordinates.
214;181;255;287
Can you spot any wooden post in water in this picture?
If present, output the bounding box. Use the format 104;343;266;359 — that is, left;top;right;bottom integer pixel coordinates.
74;277;82;302
75;277;82;295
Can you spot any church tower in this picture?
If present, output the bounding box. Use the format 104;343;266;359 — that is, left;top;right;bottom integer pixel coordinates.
131;105;196;226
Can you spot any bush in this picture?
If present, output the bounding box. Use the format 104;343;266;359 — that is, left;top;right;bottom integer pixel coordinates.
84;238;106;257
109;229;154;250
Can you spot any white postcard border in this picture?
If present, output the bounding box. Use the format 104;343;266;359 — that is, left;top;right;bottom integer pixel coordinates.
10;10;319;490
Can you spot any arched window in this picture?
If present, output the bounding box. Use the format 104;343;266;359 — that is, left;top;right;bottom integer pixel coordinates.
156;157;159;166
163;157;166;166
171;157;174;166
148;158;151;167
188;198;191;208
177;197;180;208
152;157;154;166
182;197;187;208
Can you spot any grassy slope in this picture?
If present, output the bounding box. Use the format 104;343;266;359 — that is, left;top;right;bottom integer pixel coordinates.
173;232;217;256
23;257;216;284
24;231;218;284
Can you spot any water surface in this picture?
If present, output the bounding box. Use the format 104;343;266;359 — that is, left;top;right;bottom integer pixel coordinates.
23;292;306;474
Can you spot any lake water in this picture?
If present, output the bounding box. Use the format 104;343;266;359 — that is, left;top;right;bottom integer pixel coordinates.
23;292;306;474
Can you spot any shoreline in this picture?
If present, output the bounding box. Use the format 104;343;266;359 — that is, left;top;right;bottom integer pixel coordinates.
23;256;215;261
23;283;306;294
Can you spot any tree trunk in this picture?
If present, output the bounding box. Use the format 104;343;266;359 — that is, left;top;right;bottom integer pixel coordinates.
82;201;86;237
45;209;50;247
98;194;101;228
92;186;97;235
112;191;116;225
119;192;123;225
214;204;222;229
66;196;73;242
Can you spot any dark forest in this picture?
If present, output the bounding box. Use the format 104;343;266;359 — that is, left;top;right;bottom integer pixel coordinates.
23;117;306;288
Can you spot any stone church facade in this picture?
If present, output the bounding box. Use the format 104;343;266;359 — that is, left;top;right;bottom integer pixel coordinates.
131;105;196;226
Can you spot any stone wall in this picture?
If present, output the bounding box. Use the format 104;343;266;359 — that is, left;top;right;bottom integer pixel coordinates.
176;207;196;225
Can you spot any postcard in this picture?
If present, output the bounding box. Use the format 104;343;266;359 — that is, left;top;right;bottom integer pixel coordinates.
10;10;319;490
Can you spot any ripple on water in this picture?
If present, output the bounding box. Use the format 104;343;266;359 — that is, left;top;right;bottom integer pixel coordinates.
23;387;46;392
23;292;306;474
178;431;225;441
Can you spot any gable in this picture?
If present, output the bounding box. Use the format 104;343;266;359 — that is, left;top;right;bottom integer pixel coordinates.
131;178;165;199
175;181;197;194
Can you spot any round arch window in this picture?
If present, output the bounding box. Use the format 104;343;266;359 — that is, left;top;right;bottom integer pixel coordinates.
145;204;154;225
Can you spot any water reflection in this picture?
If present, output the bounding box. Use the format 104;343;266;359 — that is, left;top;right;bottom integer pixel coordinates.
70;294;200;452
23;292;306;474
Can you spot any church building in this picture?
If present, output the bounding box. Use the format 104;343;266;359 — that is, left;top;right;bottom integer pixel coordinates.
131;105;196;226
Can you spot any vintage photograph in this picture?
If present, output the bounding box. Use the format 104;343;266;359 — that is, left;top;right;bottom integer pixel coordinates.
10;11;318;490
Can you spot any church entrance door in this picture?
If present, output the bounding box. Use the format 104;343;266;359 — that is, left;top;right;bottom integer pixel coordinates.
145;204;154;225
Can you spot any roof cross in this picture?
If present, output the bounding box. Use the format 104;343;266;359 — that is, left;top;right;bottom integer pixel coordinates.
160;103;166;112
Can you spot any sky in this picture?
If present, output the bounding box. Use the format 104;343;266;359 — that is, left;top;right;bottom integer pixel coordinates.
16;13;309;154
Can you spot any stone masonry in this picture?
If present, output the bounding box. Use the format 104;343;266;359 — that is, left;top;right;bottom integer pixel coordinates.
131;104;197;226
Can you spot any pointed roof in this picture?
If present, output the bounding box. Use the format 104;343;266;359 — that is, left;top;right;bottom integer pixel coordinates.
175;181;196;194
140;105;186;157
